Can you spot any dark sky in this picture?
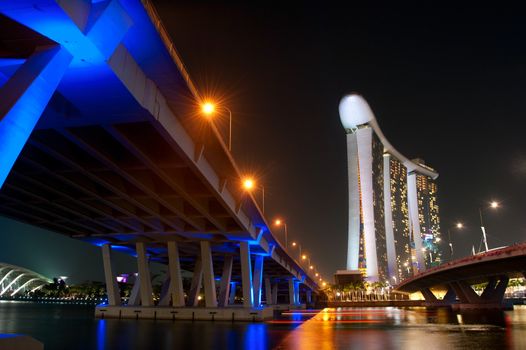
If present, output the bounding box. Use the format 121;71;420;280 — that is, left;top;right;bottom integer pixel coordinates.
2;2;526;282
150;1;526;279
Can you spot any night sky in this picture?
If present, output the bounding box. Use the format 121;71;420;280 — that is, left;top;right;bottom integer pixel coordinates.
2;2;526;282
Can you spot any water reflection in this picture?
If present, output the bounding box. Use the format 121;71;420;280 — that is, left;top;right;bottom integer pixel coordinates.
276;307;515;350
2;302;526;349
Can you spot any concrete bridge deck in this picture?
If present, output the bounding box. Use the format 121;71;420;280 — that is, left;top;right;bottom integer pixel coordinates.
0;0;318;319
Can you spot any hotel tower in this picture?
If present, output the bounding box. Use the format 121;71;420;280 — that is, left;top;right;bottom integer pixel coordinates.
338;94;442;283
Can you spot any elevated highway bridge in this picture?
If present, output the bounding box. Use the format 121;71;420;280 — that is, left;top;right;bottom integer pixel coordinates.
0;0;318;320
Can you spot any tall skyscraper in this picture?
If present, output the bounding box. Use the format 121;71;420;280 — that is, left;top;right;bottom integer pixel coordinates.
338;94;441;283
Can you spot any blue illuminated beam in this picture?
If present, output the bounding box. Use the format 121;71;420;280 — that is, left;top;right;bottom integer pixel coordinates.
0;45;72;188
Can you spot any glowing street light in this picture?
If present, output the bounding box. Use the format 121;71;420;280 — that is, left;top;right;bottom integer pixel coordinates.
302;254;307;260
447;222;464;259
315;273;319;277
242;177;265;213
322;282;327;287
309;265;314;270
200;101;233;151
274;218;289;248
479;201;500;252
201;102;215;115
242;178;254;190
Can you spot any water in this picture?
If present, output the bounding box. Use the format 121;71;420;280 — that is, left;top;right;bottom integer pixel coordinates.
2;301;526;349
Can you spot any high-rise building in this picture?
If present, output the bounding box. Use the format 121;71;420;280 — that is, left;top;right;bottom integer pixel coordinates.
338;94;441;283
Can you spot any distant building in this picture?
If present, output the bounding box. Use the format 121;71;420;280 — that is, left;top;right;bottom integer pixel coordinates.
0;262;51;297
338;94;441;283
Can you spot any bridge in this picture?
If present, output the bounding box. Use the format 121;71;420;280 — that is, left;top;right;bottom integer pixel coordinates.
0;0;319;320
396;243;526;310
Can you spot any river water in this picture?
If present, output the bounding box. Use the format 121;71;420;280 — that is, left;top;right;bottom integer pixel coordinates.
1;301;526;349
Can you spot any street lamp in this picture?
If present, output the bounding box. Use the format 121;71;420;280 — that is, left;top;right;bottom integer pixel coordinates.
291;241;302;260
201;101;233;152
447;222;463;260
479;201;499;252
242;177;265;213
274;218;288;248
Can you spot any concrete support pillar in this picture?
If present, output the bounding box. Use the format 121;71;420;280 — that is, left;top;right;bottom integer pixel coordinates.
272;283;278;305
229;282;237;305
159;241;185;307
488;276;509;302
240;241;253;308
294;281;300;304
480;277;498;300
421;288;438;302
443;287;457;302
0;46;72;188
218;255;233;307
101;244;120;306
188;257;203;306
264;277;272;305
306;290;312;304
288;278;296;305
253;255;264;307
136;242;153;306
200;241;217;308
128;274;141;306
158;275;171;306
450;281;480;304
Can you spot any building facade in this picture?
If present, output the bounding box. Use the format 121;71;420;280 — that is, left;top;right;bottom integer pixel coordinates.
339;94;441;283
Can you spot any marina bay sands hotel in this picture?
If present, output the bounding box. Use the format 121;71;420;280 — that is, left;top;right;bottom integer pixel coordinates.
338;94;441;283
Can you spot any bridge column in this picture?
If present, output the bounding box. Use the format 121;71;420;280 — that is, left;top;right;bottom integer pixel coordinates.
161;241;185;307
0;46;72;189
188;257;203;306
450;281;480;304
229;282;237;305
101;244;120;306
200;241;217;308
421;288;438;302
239;242;253;308
264;277;272;305
294;281;301;305
218;255;233;307
442;286;457;302
272;283;278;305
253;255;264;307
288;278;296;305
136;242;153;306
306;290;312;304
481;276;509;302
128;274;141;306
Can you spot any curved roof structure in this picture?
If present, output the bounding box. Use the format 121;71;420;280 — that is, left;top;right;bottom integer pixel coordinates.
0;262;51;297
339;94;439;179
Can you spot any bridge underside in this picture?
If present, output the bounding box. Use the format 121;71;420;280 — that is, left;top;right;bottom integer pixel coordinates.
0;0;318;317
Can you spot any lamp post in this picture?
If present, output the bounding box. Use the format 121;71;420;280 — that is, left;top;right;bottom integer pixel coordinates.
201;102;233;152
291;241;302;260
242;178;265;213
479;201;499;253
447;222;463;260
274;219;288;248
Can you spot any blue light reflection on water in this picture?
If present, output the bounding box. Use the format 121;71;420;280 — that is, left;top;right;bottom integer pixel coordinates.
244;323;268;350
96;319;106;350
3;303;526;349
